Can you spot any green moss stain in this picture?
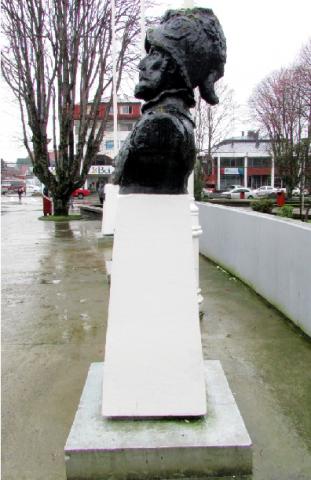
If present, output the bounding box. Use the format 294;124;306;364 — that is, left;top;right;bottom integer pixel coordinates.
39;215;82;222
202;254;310;338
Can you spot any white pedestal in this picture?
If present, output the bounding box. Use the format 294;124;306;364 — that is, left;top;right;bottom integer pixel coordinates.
190;197;203;304
102;194;206;418
101;184;119;236
65;361;253;479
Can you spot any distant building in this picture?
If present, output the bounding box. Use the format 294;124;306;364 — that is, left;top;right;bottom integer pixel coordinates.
73;96;142;188
202;131;279;190
1;158;33;180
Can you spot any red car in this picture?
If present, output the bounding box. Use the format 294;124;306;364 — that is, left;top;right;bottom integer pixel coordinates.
71;188;91;199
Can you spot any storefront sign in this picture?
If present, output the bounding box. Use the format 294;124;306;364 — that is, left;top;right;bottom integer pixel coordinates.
89;165;114;175
49;165;114;175
224;168;244;175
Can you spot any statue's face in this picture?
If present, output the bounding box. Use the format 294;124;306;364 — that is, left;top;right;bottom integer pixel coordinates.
134;46;171;101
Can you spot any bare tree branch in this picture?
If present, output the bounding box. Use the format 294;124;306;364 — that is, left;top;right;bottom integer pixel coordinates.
1;0;142;214
193;80;238;187
249;62;310;201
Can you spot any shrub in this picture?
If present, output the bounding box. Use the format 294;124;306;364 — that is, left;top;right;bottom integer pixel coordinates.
251;199;274;214
276;205;294;218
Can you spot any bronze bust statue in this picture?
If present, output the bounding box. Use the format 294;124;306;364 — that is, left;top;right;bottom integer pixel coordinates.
113;8;226;194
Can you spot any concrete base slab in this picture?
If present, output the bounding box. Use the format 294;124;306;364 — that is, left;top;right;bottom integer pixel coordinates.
65;361;252;479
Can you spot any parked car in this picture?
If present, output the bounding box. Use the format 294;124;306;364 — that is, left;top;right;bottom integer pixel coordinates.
202;187;215;198
227;184;244;190
220;187;256;199
72;188;91;199
26;184;42;195
4;181;26;194
254;185;278;197
1;181;11;195
292;187;310;196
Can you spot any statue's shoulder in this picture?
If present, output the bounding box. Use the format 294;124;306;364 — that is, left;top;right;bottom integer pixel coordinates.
131;108;184;149
138;107;181;125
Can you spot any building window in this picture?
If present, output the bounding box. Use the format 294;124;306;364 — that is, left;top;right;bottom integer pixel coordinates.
119;123;133;131
105;140;114;150
120;105;133;114
249;157;271;167
222;158;244;168
235;158;244;167
222;159;231;168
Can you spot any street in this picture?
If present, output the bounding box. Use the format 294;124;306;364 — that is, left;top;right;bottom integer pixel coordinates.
1;196;311;480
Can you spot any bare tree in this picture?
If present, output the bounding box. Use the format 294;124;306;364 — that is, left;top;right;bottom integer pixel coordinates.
295;39;311;196
249;61;310;200
194;80;236;156
1;0;141;215
193;80;237;189
296;39;311;121
1;159;8;176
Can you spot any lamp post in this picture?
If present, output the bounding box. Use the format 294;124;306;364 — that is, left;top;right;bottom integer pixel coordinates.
140;0;146;58
100;0;120;239
183;0;203;306
111;0;118;159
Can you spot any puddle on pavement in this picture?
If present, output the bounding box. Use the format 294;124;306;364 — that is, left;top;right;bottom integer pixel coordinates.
3;196;311;480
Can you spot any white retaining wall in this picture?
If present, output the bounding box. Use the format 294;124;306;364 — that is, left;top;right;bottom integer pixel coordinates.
198;203;311;337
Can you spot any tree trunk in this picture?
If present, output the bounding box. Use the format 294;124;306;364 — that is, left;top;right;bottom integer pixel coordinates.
304;203;310;222
52;195;70;216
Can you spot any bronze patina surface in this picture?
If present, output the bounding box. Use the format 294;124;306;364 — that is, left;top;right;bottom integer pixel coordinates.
113;8;226;194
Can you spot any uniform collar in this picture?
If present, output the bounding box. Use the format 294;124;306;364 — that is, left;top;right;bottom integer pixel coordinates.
141;89;195;126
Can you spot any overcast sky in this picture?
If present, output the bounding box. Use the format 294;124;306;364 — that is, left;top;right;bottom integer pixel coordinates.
1;0;310;163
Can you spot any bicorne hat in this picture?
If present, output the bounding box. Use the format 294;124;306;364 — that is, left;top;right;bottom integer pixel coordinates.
145;8;226;105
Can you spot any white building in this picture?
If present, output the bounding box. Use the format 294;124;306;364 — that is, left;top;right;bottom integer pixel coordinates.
201;131;277;190
73;96;142;190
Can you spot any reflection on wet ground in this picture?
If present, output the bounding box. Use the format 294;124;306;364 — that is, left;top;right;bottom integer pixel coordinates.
199;260;311;480
2;196;311;480
2;197;109;480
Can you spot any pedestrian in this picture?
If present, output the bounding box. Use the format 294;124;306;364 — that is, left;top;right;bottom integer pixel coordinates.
17;186;24;202
98;182;105;205
42;186;53;216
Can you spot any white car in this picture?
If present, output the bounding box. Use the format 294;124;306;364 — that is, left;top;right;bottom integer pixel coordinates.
255;185;278;197
26;184;42;195
291;187;309;196
227;184;244;190
220;187;256;199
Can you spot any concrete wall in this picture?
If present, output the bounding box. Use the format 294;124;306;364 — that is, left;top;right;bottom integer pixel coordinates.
198;203;311;337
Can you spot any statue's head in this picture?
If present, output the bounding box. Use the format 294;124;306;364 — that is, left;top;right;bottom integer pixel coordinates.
135;8;226;105
134;46;186;102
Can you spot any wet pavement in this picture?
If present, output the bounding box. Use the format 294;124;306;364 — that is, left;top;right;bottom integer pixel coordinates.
2;196;311;480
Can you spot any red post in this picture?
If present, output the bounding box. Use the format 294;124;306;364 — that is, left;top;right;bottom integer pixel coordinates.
240;191;245;199
276;191;285;206
43;195;52;215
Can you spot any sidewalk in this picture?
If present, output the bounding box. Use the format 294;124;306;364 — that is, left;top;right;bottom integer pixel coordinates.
2;196;311;480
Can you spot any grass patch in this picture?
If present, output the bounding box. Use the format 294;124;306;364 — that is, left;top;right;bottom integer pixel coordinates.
39;214;82;222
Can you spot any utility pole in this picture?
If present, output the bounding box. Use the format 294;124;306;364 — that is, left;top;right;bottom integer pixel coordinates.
111;0;118;160
140;0;146;57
